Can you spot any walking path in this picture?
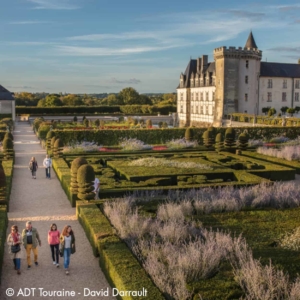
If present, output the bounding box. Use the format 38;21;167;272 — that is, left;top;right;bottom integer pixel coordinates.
0;122;115;300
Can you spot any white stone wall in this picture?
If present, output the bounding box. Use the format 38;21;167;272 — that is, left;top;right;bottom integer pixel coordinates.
190;86;215;124
238;58;260;114
177;88;189;125
0;100;14;116
259;77;294;114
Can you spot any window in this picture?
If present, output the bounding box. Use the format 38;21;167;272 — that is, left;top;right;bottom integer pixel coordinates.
196;93;198;101
245;93;248;102
206;92;209;101
200;93;203;101
283;79;287;89
180;93;183;101
296;80;300;89
180;105;183;113
200;106;203;114
295;92;299;102
191;106;194;113
206;106;209;115
191;93;194;101
268;79;272;88
246;60;249;68
196;105;199;114
267;92;272;102
245;76;248;84
282;92;287;102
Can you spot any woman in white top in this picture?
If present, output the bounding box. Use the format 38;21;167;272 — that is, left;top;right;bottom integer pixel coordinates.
59;225;76;275
7;225;23;275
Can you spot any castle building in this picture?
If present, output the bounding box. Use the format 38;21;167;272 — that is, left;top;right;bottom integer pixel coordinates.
177;32;300;127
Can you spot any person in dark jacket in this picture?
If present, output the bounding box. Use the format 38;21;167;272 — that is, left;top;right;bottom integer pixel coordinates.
29;157;38;179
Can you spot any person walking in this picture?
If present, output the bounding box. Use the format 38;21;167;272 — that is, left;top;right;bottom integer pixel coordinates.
43;154;52;179
48;223;60;267
92;177;100;200
7;225;22;275
22;221;41;269
29;157;38;179
60;225;76;275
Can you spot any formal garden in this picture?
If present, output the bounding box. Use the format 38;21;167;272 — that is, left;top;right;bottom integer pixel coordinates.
23;115;300;299
0;118;15;283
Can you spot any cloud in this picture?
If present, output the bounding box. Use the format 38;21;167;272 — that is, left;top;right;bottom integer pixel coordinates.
228;10;265;20
277;5;300;12
268;46;300;53
109;78;141;84
54;44;183;56
27;0;79;10
6;85;35;90
9;21;51;25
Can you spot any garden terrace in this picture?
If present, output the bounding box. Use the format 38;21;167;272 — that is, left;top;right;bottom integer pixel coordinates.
53;149;300;207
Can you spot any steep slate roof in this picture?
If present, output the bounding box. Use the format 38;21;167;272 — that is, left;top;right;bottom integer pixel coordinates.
260;62;300;78
0;85;14;100
245;31;258;49
206;62;215;73
183;59;197;88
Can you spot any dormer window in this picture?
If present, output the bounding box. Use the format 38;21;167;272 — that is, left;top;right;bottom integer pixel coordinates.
246;60;249;68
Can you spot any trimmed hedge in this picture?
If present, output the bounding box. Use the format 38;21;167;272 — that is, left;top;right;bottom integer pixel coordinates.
0;205;8;284
76;202;165;300
16;105;176;115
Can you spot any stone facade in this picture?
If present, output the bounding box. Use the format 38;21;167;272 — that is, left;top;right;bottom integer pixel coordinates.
177;32;300;127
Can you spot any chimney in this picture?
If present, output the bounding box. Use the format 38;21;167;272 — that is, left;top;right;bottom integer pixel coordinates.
201;55;208;72
197;57;201;73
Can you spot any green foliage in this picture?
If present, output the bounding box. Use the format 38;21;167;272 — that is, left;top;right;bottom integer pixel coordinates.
185;127;194;141
203;130;215;148
215;133;224;152
53;138;64;158
50;136;57;152
4;132;13;141
73;116;78;122
77;164;95;200
287;108;295;116
2;138;14;160
46;131;55;152
281;106;289;114
268;107;276;116
224;128;236;148
262;107;270;115
94;119;100;127
83;119;89;127
0;205;8;284
238;131;249;150
146;119;152;128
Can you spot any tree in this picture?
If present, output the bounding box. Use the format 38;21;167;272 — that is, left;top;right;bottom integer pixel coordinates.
280;106;289;115
268;108;276;117
14;92;38;106
118;87;140;105
287;108;295;116
139;94;152;105
61;94;83;106
38;94;63;107
262;107;270;115
295;106;300;113
107;94;122;105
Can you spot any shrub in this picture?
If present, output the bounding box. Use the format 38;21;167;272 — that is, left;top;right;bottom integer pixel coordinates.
0;163;6;202
77;164;95;200
224;128;236;148
94;119;100;127
215;133;224;152
202;129;215;148
268;108;276;116
2;138;13;160
50;136;56;153
146;119;152;128
83;119;89;127
185;127;194;141
100;120;105;127
73;116;77;122
4;132;13;141
53;139;64;158
238;131;249;150
70;157;88;194
46;131;55;151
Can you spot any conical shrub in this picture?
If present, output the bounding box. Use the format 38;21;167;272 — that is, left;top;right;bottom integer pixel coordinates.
70;157;88;194
0;163;6;203
53;138;64;158
77;164;95;201
202;130;215;148
215;133;224;152
46;131;55;151
224;128;236;149
4;132;13;141
50;136;56;153
3;137;14;160
185;127;194;141
238;131;249;150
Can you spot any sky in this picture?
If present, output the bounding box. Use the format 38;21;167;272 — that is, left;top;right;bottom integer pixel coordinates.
0;0;300;94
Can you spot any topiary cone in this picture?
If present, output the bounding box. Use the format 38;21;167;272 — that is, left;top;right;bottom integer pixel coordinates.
4;132;13;141
215;133;224;152
70;157;88;194
53;138;64;158
77;165;95;201
185;127;194;141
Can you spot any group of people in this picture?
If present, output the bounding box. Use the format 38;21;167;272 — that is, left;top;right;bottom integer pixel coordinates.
28;155;101;199
7;221;76;275
29;155;52;179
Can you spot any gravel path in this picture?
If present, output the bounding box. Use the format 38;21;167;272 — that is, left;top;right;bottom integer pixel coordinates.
0;122;115;300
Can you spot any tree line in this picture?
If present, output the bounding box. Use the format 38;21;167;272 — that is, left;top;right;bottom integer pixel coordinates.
14;88;176;107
